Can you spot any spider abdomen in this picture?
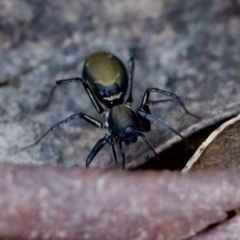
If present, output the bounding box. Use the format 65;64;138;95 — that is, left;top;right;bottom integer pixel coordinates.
83;52;128;108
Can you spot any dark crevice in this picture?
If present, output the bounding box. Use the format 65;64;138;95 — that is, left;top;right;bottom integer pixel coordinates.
184;210;238;239
135;119;230;170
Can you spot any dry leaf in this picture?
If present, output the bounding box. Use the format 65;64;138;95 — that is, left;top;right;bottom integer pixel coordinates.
183;113;240;172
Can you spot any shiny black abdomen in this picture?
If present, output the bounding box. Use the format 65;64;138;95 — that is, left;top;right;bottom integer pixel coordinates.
82;52;128;108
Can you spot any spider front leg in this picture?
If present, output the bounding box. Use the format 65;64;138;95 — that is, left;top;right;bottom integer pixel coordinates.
138;132;158;158
119;140;125;169
86;135;109;167
87;137;126;169
110;137;119;168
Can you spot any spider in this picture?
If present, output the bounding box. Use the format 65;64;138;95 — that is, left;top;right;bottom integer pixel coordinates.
22;51;197;168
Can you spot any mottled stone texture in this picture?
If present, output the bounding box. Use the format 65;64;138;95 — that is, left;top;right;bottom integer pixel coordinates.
1;0;240;168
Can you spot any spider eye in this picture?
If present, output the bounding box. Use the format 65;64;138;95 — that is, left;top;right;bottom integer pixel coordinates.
99;90;104;96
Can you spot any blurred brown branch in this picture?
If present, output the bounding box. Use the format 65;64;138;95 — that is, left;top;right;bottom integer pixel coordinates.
1;164;240;239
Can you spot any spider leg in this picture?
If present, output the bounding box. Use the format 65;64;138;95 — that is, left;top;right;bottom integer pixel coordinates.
140;88;200;119
86;135;108;167
147;99;175;105
119;140;125;169
109;137;119;168
40;77;105;114
0;80;9;87
137;108;193;150
21;112;104;151
138;132;158;158
125;56;135;105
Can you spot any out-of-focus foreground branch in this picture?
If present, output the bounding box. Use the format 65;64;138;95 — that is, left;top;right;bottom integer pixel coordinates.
0;164;240;240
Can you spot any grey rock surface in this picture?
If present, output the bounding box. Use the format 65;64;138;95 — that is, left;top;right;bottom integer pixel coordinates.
0;0;240;168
